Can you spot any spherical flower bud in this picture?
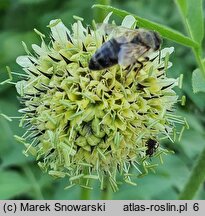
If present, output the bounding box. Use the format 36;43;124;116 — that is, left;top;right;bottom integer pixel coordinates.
15;15;183;191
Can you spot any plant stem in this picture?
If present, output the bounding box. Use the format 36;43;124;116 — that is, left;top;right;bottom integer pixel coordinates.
94;0;111;22
101;176;112;200
178;146;205;199
80;187;91;200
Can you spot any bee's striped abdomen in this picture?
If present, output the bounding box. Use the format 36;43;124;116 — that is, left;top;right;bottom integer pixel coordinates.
89;38;121;70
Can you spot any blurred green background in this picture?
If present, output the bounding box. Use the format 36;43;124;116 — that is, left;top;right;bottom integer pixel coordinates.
0;0;205;200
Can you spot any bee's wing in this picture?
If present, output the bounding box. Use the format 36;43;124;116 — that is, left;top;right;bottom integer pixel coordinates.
96;23;117;35
118;43;149;67
97;23;135;36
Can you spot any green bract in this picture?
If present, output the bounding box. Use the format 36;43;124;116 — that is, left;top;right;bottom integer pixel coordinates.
15;15;181;191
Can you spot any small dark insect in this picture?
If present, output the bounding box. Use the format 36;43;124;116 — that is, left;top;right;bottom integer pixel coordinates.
89;25;162;71
145;138;159;157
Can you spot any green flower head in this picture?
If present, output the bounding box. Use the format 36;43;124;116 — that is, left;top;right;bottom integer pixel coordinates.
15;15;182;191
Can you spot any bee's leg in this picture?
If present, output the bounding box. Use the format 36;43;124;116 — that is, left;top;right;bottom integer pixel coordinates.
126;64;134;74
133;60;144;75
126;58;148;79
126;60;143;79
125;64;135;79
158;50;161;64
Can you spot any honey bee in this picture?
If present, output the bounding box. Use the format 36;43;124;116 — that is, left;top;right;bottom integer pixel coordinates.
89;25;162;71
145;138;159;157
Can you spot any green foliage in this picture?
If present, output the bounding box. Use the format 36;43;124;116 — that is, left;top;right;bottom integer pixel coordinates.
178;148;205;200
175;0;205;92
0;170;31;199
192;69;205;93
0;0;205;200
175;0;204;45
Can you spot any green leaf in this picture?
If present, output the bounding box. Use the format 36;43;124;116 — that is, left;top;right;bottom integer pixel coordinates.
175;0;204;45
1;146;30;168
192;68;205;93
179;128;205;159
53;179;81;199
114;174;173;199
18;0;47;4
0;170;31;199
178;147;205;199
92;4;199;49
0;114;14;151
175;0;187;16
94;0;111;22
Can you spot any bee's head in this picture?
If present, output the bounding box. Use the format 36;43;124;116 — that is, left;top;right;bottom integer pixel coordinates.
137;30;162;51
